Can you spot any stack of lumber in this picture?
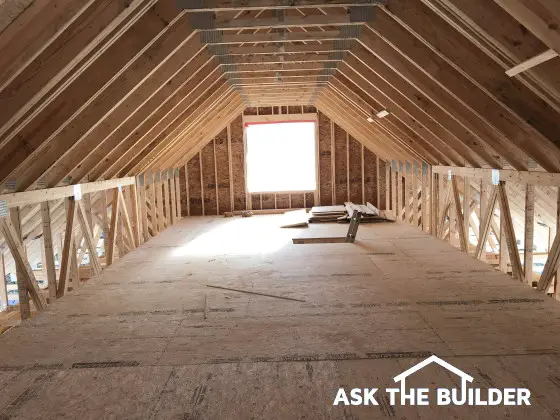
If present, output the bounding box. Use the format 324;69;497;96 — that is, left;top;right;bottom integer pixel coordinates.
308;205;347;223
308;203;394;223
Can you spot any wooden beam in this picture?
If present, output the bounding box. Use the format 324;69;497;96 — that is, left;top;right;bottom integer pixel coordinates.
179;0;384;10
76;201;102;276
506;49;558;77
524;184;535;285
174;168;182;219
118;188;136;251
438;179;452;238
106;189;120;267
0;254;7;311
208;31;356;44
0;177;135;208
8;207;30;318
493;0;560;56
432;166;560;186
169;169;177;223
40;201;57;301
224;44;347;55
0;217;46;311
497;182;524;281
475;186;498;260
210;14;355;30
56;198;77;298
451;175;468;252
129;182;141;247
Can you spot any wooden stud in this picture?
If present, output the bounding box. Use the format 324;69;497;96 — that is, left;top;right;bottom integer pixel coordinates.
0;216;46;311
330;120;336;204
479;178;489;262
475;186;498;260
130;182;141;246
118;188;136;251
451;176;468;253
397;162;403;222
106;189;120;267
199;153;205;215
0;254;7;311
463;175;470;253
213;139;219;215
169;169;177;224
163;170;171;227
76;201;102;276
57;198;77;298
156;171;165;231
175;169;182;220
8;207;30;318
185;164;191;217
524;184;535;285
497;182;524;281
385;161;390;212
438;181;452;239
148;171;157;235
40;201;57;301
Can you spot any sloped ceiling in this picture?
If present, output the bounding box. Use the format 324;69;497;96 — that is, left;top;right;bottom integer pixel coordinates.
0;0;559;189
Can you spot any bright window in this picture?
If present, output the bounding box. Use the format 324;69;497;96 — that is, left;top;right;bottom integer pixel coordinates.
245;121;317;193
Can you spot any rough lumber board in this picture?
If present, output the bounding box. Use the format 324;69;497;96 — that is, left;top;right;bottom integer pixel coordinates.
40;201;57;301
118;188;136;250
475;185;498;259
76;201;102;276
0;217;46;310
106;189;120;267
0;178;135;208
56;198;77;298
524;184;535;284
506;49;558;77
437;180;452;238
497;182;524;281
451;176;468;253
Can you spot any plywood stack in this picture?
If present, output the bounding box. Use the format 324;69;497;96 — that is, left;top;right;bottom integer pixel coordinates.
308;206;347;223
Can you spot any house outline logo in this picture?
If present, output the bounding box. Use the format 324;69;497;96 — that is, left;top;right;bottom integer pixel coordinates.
332;354;532;407
393;355;473;397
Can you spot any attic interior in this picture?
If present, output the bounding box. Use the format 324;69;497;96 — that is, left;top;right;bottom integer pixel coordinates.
0;0;560;418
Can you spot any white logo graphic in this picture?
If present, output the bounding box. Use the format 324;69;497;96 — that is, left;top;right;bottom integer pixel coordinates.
333;355;531;407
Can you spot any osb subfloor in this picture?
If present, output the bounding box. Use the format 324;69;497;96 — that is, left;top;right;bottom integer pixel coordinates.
1;216;560;419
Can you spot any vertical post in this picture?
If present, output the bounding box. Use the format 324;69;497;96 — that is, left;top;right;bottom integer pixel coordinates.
396;162;403;222
431;171;438;236
41;201;57;302
555;189;560;299
227;124;235;212
524;184;535;285
463;175;470;254
162;169;171;227
57;198;77;298
361;145;365;204
175;168;182;219
148;171;156;235
0;253;7;311
412;163;418;228
421;164;427;232
391;161;397;216
169;168;177;224
129;182;140;248
385;161;390;212
185;163;191;216
100;190;110;260
9;207;30;319
106;189;120;266
330;121;336;205
155;171;164;232
479;177;489;262
499;202;509;273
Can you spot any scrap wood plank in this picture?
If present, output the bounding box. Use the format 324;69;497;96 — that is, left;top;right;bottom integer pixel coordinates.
0;218;46;310
106;189;120;266
206;284;306;302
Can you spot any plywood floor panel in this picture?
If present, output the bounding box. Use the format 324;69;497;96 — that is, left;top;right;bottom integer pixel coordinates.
0;215;559;419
